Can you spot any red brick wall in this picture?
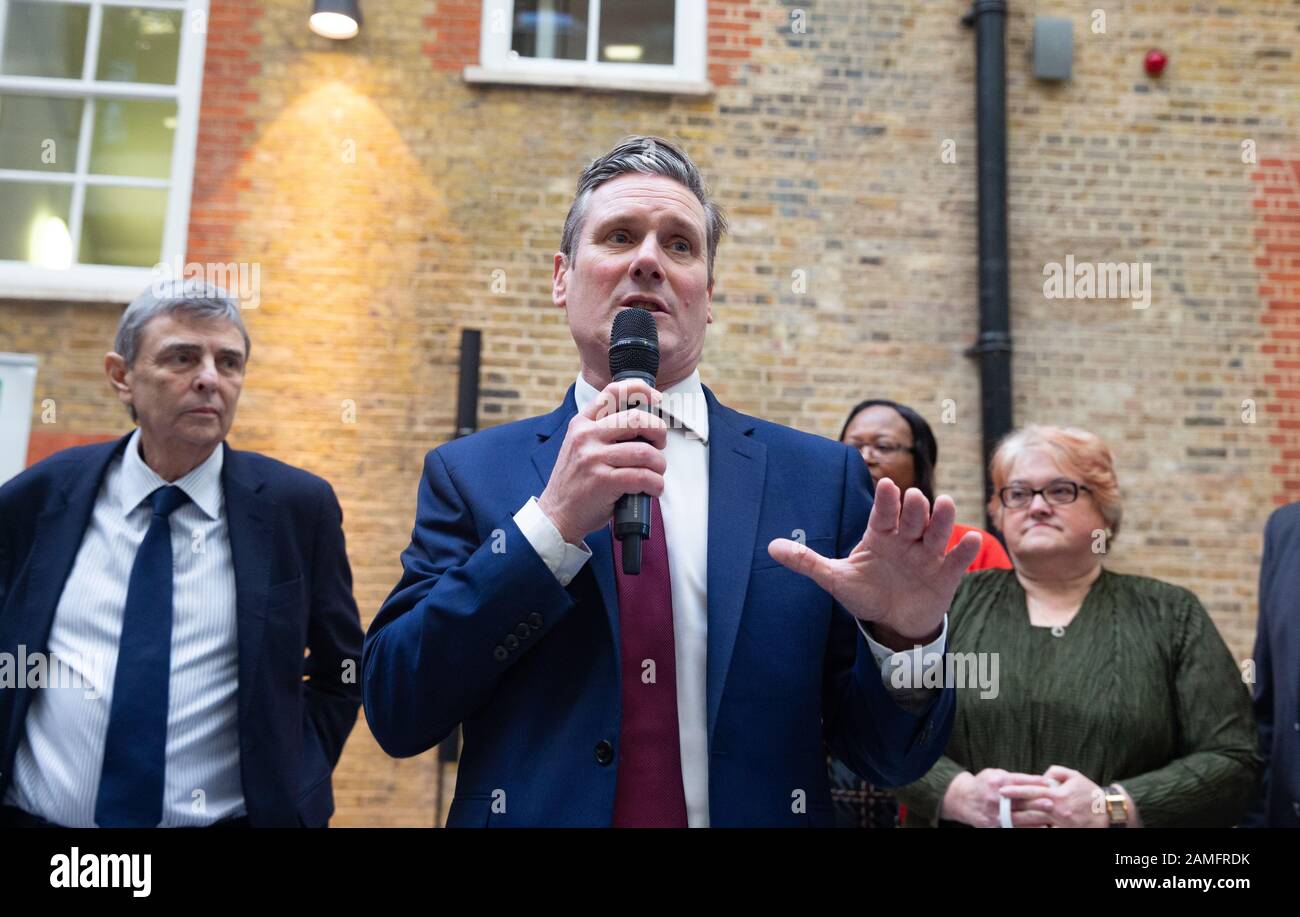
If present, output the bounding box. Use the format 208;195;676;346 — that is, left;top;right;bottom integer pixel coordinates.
187;0;263;264
424;0;480;72
708;0;761;87
26;432;120;467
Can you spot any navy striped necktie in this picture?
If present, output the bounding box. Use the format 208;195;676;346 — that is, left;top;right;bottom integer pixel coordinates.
95;484;189;828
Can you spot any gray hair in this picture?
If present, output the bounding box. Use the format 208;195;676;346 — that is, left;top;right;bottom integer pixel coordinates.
116;279;250;368
560;135;728;283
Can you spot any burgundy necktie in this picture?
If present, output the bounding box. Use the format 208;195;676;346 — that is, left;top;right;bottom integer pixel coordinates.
610;496;689;827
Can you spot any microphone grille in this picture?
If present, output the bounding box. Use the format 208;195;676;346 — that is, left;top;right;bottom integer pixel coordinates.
609;308;660;381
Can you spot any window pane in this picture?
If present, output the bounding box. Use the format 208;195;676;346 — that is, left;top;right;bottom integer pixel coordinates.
0;181;75;267
511;0;588;61
0;0;90;79
598;0;674;65
0;94;83;172
96;6;182;84
89;99;176;178
79;185;166;266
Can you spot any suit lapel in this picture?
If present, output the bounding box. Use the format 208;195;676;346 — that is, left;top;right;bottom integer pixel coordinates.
221;445;274;727
703;387;766;744
1;436;130;758
528;385;578;491
530;385;621;648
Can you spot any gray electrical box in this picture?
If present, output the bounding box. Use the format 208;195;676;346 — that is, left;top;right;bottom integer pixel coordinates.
1033;16;1073;81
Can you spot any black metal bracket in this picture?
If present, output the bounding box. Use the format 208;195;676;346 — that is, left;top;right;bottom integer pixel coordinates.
964;330;1013;358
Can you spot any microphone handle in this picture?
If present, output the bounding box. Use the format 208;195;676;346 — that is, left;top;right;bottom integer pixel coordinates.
615;494;650;575
611;369;656;575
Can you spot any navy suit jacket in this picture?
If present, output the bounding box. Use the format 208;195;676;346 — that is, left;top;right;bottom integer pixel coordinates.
0;435;363;827
1246;501;1300;827
364;385;955;827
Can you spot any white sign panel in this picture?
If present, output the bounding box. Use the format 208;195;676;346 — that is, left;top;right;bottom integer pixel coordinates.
0;353;39;485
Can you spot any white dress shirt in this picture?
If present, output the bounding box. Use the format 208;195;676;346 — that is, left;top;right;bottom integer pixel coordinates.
4;429;245;827
514;372;946;827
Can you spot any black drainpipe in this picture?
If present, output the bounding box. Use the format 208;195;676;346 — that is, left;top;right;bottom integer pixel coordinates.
962;0;1013;532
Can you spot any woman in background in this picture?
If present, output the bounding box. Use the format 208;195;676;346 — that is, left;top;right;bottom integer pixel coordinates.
893;425;1260;827
840;399;1010;570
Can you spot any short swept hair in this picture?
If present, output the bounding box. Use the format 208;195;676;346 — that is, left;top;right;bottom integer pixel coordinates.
559;135;728;283
987;424;1123;536
115;279;250;368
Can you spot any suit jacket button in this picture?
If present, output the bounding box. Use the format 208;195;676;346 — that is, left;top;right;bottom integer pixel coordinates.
515;623;531;639
504;634;520;650
493;645;509;662
594;740;614;766
528;612;543;628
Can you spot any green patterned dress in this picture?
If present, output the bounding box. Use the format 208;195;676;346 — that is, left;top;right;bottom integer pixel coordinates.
895;568;1261;827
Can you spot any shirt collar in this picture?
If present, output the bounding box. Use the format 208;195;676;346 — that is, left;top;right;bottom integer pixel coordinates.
118;428;225;520
574;369;709;445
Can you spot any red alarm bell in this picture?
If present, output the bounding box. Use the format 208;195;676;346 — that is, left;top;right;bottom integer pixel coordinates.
1144;49;1167;77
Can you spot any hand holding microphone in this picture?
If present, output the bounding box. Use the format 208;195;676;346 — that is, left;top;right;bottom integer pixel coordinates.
537;309;666;565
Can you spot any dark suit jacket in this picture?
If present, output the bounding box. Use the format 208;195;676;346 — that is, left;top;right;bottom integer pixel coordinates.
364;385;955;826
1246;501;1300;827
0;434;363;827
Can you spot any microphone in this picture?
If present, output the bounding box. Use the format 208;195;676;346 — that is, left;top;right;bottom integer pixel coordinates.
608;307;660;575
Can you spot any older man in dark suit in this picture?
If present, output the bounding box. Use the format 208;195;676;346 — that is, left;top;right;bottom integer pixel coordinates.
0;280;362;827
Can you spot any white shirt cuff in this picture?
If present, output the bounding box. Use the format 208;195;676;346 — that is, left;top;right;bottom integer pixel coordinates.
858;616;949;693
513;497;592;587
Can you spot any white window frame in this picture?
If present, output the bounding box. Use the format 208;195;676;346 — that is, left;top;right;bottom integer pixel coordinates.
465;0;710;96
0;0;208;302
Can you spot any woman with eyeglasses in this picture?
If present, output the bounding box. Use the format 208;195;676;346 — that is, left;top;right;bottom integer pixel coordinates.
827;400;1011;828
892;425;1260;827
840;399;1011;572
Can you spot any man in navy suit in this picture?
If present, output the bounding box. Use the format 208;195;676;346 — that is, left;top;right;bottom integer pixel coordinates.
1245;501;1300;827
364;137;982;827
0;280;362;827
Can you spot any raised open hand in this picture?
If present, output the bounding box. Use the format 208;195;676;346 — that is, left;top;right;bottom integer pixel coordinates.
767;478;982;647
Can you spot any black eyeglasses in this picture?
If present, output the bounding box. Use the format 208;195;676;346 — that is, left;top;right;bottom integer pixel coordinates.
998;480;1092;509
849;440;915;460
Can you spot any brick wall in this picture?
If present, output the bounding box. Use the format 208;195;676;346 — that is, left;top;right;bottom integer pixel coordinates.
1255;158;1300;504
1;0;1296;825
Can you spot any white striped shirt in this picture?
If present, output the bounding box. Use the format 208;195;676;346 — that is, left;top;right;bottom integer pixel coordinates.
4;428;245;827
